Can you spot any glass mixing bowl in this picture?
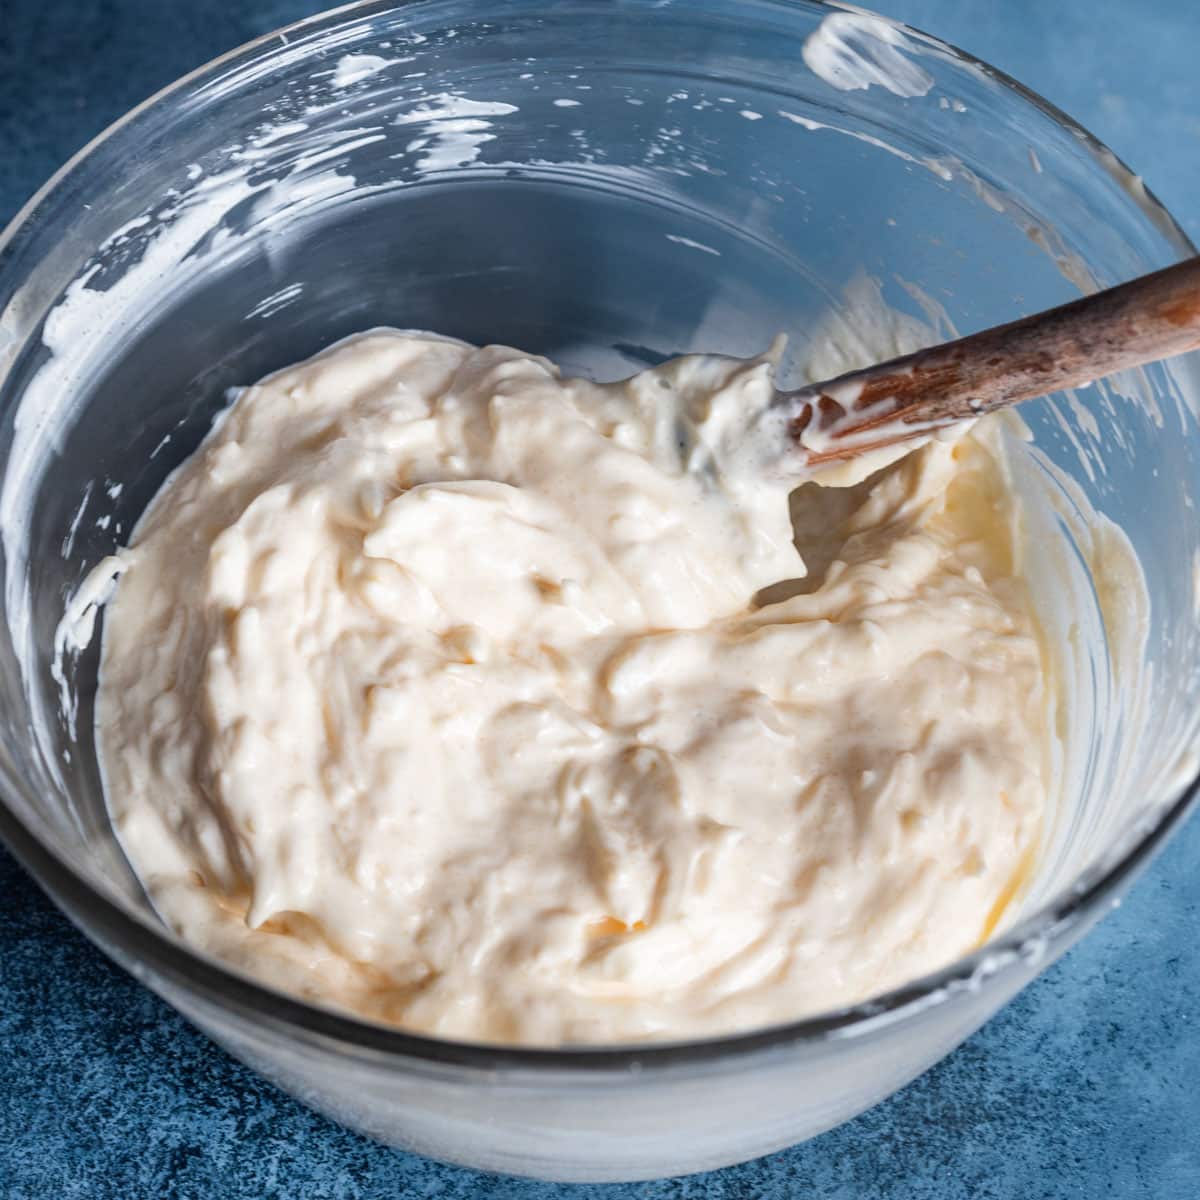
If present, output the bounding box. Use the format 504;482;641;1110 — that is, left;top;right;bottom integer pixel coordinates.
1;0;1198;1182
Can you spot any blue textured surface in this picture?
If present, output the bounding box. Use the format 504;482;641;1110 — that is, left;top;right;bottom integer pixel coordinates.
1;2;1199;1196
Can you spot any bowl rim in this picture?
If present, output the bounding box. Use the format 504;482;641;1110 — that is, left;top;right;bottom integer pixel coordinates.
1;0;1198;1074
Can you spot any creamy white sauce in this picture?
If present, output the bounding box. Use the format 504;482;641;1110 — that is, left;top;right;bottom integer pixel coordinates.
93;330;1049;1044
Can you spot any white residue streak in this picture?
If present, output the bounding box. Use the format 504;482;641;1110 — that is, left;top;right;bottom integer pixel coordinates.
61;480;94;559
665;234;721;257
251;120;310;148
290;133;385;174
1066;391;1102;444
51;554;127;740
248;170;359;236
779;110;824;131
394;94;520;172
802;12;934;98
553;98;581;108
247;282;305;320
778;110;954;182
894;277;958;341
331;54;394;88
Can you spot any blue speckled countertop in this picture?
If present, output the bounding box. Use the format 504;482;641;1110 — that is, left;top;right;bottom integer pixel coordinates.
2;2;1199;1196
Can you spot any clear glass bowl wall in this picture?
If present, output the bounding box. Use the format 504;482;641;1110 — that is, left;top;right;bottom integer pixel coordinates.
0;0;1198;1182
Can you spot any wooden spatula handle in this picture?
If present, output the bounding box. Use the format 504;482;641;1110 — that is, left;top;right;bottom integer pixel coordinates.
784;256;1200;466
